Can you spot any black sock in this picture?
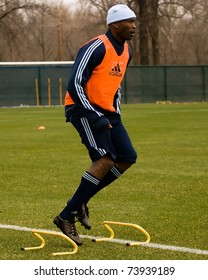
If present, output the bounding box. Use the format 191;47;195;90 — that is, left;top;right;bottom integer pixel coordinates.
85;166;123;204
59;171;100;220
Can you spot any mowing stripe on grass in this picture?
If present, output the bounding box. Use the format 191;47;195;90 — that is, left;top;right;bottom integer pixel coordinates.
1;223;208;256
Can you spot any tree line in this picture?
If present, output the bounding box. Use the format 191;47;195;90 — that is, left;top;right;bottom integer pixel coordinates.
0;0;208;65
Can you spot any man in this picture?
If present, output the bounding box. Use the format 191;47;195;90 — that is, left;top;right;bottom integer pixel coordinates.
54;4;137;246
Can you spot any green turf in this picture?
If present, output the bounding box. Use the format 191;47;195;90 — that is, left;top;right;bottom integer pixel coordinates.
0;103;208;260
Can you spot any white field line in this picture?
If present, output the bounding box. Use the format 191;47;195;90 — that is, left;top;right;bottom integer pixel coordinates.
0;223;208;256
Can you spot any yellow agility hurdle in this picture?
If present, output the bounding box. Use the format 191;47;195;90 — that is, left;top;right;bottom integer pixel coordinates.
93;221;150;246
21;229;78;256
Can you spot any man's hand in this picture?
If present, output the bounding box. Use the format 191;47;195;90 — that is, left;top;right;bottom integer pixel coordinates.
93;116;112;131
106;123;113;129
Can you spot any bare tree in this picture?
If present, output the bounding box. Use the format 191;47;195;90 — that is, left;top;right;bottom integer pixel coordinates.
136;0;149;64
0;0;35;20
1;0;208;64
0;0;39;60
27;4;55;61
158;0;208;64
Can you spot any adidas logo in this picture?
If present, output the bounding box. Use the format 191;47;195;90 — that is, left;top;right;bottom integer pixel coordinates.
109;63;122;77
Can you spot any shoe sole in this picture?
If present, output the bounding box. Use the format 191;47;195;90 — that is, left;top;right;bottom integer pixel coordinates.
77;217;91;230
53;216;82;246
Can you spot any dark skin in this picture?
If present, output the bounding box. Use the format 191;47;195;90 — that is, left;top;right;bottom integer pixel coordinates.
109;18;137;43
87;18;137;179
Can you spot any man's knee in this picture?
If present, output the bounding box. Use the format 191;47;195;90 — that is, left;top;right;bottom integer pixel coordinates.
116;161;132;173
116;150;137;173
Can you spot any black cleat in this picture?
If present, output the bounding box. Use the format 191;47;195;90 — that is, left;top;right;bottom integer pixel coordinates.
76;204;91;230
53;215;82;246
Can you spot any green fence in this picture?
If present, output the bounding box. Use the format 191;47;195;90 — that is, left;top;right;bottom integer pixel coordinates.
0;63;207;107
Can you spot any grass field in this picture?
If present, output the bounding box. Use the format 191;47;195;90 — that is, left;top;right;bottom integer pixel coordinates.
0;103;208;260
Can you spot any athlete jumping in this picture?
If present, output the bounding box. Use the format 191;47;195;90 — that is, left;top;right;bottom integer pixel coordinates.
54;4;137;245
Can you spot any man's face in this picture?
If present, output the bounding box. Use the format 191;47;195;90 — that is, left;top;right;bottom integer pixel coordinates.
116;18;136;42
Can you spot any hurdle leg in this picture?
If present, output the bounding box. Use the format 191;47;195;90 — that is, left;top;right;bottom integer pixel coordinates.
21;232;45;251
93;221;150;246
21;229;78;256
92;223;115;242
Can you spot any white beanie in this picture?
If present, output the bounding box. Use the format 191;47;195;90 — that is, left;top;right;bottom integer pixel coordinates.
107;4;136;25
